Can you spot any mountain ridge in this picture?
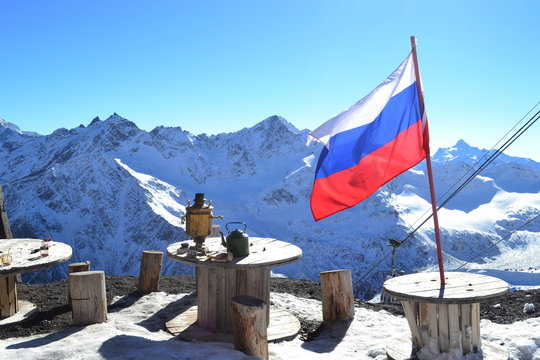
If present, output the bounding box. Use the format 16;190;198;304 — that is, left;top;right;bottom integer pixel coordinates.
1;114;538;298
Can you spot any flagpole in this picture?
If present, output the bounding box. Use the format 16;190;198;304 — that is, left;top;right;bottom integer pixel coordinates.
410;36;446;286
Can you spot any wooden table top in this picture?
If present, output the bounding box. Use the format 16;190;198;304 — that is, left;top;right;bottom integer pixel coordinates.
383;271;509;304
167;237;302;269
0;238;73;276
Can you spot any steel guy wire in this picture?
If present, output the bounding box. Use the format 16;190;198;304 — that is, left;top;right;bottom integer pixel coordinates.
453;212;540;271
408;103;540;231
354;103;540;285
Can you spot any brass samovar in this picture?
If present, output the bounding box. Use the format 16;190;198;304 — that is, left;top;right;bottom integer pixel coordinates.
181;193;223;253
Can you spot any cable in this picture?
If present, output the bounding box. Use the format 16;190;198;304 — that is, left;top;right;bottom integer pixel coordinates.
453;212;540;271
353;102;540;285
407;102;540;231
353;247;393;286
438;110;539;211
405;108;539;242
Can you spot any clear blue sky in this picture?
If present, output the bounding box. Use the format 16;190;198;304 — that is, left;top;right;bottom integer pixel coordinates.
1;1;539;160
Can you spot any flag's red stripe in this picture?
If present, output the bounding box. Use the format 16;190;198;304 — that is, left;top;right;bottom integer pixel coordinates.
310;119;426;221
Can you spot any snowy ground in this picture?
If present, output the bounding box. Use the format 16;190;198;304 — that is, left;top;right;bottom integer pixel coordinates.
1;291;538;360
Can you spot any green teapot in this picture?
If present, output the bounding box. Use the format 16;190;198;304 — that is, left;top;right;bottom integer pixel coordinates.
220;222;250;257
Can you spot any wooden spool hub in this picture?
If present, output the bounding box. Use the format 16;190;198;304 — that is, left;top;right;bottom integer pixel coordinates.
67;261;91;307
231;295;268;360
197;266;270;333
399;300;484;355
137;250;163;293
0;275;18;318
69;270;107;325
383;272;509;359
387;301;509;359
320;269;355;322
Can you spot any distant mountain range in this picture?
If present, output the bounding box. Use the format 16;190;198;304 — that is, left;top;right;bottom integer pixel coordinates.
1;114;539;299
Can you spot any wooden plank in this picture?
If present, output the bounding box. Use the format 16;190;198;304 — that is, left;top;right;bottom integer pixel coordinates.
471;302;481;353
223;267;236;332
418;302;428;328
460;303;472;354
197;266;209;329
412;301;419;324
236;267;270;326
240;267;270;324
236;269;248;296
216;267;228;332
244;268;261;299
426;303;438;340
0;275;17;318
7;275;17;314
448;304;461;352
438;304;449;352
0;276;10;318
400;300;423;350
206;267;218;332
261;267;270;324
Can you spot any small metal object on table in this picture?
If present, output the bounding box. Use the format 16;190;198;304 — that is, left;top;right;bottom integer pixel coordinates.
166;236;302;342
0;238;72;325
383;271;509;360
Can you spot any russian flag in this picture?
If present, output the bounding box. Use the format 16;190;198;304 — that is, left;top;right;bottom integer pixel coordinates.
309;52;429;221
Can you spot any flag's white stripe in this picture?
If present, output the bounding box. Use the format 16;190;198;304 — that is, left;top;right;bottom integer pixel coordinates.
308;52;416;148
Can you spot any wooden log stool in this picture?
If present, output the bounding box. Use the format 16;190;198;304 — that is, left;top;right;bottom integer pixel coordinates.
67;261;91;307
69;270;107;325
231;295;268;360
137;250;163;293
320;269;355;322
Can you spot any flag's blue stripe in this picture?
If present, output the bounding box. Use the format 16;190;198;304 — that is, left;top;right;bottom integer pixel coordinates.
315;82;420;180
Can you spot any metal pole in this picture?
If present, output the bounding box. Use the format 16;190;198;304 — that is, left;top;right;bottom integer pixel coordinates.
410;36;446;286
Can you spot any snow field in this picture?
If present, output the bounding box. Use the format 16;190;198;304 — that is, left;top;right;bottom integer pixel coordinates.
1;291;538;360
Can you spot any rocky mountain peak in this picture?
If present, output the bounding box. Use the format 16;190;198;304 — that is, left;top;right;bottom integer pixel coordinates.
253;115;300;135
0;118;23;135
90;116;101;125
432;139;486;164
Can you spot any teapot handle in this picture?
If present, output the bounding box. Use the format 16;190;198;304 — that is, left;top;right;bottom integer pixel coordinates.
226;222;247;232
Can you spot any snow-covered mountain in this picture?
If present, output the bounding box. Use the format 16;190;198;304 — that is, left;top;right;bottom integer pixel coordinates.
1;114;539;299
0;118;40;137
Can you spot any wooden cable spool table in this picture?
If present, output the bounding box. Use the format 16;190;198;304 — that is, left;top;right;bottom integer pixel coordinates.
0;238;72;325
166;236;302;342
383;271;509;359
